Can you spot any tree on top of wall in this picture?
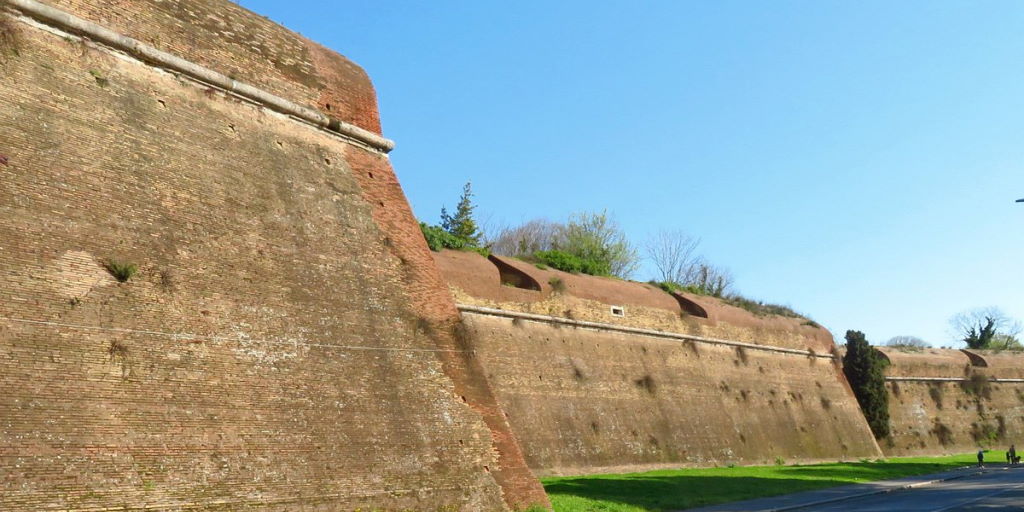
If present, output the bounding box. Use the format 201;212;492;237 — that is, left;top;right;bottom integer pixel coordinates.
558;210;639;278
420;181;488;255
488;210;641;278
951;308;1022;350
842;330;890;439
884;335;929;349
440;181;482;247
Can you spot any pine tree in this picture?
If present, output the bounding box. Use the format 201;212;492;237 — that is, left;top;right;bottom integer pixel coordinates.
440;181;481;246
842;330;890;439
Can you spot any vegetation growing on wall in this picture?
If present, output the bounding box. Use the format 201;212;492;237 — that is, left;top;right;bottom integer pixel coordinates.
547;276;566;293
961;372;993;400
489;211;639;278
650;278;808;320
0;14;20;60
951;307;1022;350
103;259;138;282
927;383;944;409
722;295;803;319
885;335;929;350
843;330;890;439
931;419;954;446
439;181;482;246
534;249;607;276
419;182;489;256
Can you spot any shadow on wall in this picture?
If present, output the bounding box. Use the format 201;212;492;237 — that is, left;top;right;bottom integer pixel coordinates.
670;292;708;318
488;255;541;291
542;459;977;511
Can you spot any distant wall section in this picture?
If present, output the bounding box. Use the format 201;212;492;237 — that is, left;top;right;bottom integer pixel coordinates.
880;347;1024;456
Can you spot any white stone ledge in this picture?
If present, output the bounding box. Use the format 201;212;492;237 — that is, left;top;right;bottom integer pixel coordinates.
457;304;834;359
885;376;1024;383
4;0;396;154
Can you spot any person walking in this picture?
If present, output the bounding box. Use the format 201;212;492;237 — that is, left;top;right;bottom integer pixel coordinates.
1009;445;1017;466
978;449;985;468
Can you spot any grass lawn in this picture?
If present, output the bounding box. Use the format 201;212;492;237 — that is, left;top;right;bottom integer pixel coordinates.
542;452;1003;511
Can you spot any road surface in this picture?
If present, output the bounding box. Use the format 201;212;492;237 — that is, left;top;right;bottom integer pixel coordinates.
800;467;1024;511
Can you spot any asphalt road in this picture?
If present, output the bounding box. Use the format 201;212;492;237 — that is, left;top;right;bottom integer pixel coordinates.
801;467;1024;511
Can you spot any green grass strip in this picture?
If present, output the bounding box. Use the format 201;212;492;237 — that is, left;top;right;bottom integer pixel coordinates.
542;452;1001;511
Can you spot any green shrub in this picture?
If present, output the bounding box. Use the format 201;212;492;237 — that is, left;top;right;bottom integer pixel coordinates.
650;280;708;296
103;259;137;282
559;210;638;278
420;222;467;251
534;250;581;274
723;295;802;318
533;249;608;276
420;222;491;257
467;246;491;258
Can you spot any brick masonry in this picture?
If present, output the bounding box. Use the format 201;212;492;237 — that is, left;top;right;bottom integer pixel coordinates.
0;2;545;510
461;311;882;475
879;347;1024;456
431;252;881;475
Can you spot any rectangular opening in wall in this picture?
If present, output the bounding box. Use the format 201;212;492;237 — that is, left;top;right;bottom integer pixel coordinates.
610;306;625;317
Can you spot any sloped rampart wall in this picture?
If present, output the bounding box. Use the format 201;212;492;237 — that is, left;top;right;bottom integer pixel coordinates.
0;2;545;510
434;251;881;475
880;347;1024;457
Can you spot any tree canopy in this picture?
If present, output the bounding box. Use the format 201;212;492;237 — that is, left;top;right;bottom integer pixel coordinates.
439;181;482;246
951;308;1022;350
490;210;640;278
842;330;890;439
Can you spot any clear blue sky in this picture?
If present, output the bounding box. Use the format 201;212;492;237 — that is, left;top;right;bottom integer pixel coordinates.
239;0;1023;347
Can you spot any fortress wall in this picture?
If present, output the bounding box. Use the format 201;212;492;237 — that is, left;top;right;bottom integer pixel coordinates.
0;3;545;510
432;252;880;475
879;348;1024;457
42;0;381;132
436;252;834;353
877;347;974;378
462;311;881;476
964;350;1024;379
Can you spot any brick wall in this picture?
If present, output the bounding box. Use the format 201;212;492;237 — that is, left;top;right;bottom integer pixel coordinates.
0;4;544;510
879;348;1024;456
462;312;881;475
44;0;382;132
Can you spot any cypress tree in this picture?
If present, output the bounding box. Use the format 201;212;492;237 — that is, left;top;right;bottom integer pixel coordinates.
842;330;890;439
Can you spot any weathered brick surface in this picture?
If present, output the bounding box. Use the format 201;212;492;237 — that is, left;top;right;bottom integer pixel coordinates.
0;8;545;510
430;251;879;474
462;313;881;475
435;250;836;353
44;0;381;132
879;348;1024;456
341;132;549;512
